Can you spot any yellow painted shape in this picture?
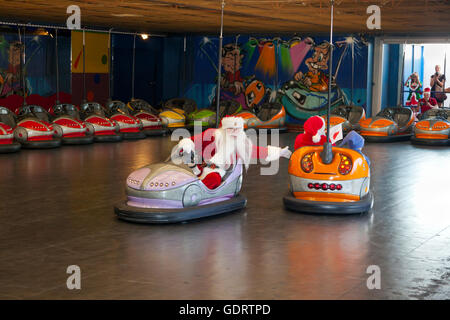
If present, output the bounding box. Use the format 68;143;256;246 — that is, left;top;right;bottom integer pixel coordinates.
72;30;109;73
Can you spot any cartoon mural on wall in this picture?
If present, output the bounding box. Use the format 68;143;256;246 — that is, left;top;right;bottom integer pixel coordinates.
0;31;70;101
294;41;330;92
280;38;353;120
0;37;27;98
220;43;244;95
218;42;268;110
185;34;369;122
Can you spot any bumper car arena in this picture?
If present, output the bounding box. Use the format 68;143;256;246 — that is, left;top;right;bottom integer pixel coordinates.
2;0;450;302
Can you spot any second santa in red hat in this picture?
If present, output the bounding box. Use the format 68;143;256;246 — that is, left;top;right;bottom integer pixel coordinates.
294;115;328;150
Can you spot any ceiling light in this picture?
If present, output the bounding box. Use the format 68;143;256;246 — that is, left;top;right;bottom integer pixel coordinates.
35;28;49;36
140;34;149;40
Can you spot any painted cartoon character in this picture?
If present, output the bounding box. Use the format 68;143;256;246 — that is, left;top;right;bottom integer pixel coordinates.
244;77;266;108
405;72;422;108
220;43;245;95
219;42;267;110
0;41;24;98
294;41;330;92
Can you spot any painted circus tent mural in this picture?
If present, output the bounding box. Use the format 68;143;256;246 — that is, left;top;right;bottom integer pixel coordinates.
182;34;369;122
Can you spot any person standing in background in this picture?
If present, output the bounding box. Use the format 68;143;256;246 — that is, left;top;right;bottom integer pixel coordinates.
405;72;422;108
430;65;446;107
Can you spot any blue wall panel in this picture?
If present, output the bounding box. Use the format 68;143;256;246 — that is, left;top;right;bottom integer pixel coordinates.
112;34;163;106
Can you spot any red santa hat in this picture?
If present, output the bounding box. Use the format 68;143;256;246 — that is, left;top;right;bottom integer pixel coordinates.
424;87;431;94
304;116;326;143
221;116;245;130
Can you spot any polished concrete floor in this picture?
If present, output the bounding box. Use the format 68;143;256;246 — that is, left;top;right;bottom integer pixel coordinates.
1;133;450;300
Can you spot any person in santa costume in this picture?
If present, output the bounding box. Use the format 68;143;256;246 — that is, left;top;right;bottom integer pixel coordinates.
175;116;292;190
294;115;370;164
294;115;328;150
409;96;420;121
418;87;438;114
405;72;422;107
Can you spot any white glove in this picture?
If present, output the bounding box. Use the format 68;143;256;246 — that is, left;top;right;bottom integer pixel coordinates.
177;138;195;155
280;146;292;159
265;145;292;162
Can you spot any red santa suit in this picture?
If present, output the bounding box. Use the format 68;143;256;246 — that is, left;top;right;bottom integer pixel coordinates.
177;116;290;189
294;116;328;150
419;88;438;114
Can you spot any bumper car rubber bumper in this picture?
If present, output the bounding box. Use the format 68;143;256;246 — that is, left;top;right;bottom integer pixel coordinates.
411;136;450;146
62;136;94;145
120;131;147;140
94;134;123;143
283;191;373;215
143;128;168;136
362;134;412;143
0;142;21;153
114;194;247;224
21;139;62;149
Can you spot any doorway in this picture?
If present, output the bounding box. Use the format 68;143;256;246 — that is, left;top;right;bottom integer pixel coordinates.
371;37;450;116
403;43;449;108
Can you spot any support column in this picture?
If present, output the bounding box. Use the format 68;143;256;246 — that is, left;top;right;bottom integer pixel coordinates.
371;37;384;115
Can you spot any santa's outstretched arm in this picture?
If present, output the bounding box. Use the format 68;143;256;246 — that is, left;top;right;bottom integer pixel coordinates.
251;144;292;162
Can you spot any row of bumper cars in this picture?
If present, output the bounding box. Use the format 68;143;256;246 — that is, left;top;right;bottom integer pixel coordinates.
1;98;167;151
412;108;450;146
360;107;414;142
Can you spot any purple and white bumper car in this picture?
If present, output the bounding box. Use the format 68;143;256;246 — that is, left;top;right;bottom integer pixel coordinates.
114;157;246;224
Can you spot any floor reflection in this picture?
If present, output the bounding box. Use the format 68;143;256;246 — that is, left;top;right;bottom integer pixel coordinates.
1;133;450;299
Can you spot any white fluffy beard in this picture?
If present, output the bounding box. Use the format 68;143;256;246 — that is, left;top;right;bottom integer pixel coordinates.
209;128;253;171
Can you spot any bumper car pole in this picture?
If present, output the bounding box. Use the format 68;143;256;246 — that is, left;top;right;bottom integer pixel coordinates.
55;28;60;105
351;40;354;106
107;28;113;104
320;0;334;165
131;33;136;100
215;0;225;128
82;29;86;104
20;27;26;105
